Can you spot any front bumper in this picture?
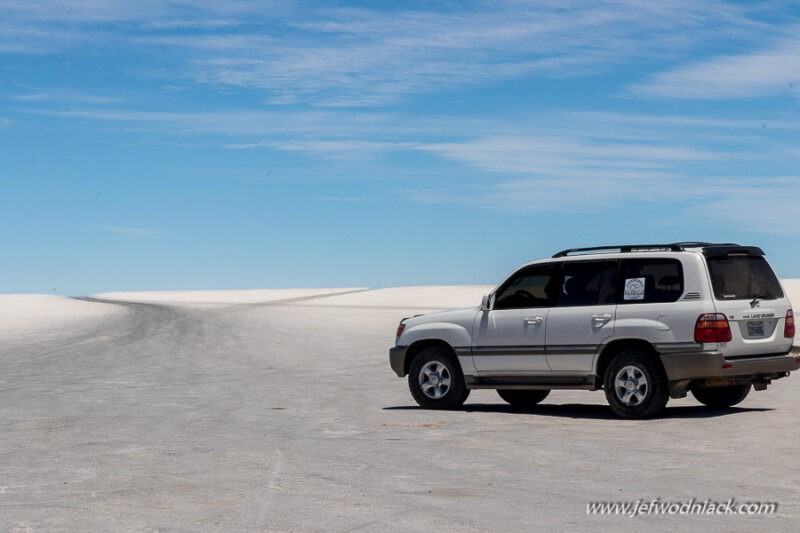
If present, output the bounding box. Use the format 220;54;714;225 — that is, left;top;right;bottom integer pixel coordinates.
660;348;800;381
389;346;408;377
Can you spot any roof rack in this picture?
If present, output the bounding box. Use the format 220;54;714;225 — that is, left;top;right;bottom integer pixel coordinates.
551;242;742;258
669;241;740;248
552;244;682;258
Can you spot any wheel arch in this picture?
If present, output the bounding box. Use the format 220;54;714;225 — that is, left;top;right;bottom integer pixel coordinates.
595;338;666;383
404;339;459;376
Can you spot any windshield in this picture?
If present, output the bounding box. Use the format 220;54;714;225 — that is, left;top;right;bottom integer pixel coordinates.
706;255;783;301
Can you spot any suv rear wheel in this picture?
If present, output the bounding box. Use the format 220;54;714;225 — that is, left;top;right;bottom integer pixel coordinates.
692;384;751;408
603;349;668;419
408;346;470;409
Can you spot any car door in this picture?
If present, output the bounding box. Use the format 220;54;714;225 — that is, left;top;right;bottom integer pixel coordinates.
546;260;618;373
471;264;558;374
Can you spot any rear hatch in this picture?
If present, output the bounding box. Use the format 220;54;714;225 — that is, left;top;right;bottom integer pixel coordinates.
704;246;793;358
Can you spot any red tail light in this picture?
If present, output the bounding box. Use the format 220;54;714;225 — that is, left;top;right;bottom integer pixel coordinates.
695;313;732;343
396;322;406;340
784;309;795;338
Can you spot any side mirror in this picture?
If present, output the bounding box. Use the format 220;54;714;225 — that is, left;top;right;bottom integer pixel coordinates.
481;294;493;311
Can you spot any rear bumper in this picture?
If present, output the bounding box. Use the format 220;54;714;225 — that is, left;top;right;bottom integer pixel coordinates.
389;346;408;377
660;347;800;381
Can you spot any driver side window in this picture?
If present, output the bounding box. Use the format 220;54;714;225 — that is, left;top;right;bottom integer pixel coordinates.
493;265;558;310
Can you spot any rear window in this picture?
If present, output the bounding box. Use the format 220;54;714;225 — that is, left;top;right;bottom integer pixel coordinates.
706;255;783;301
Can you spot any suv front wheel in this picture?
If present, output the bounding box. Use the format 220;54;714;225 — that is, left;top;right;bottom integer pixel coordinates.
603;349;668;419
408;346;470;409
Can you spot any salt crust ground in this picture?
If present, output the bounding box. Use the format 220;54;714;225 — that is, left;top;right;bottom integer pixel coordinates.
0;294;128;340
93;288;366;305
94;286;495;310
2;281;798;341
1;282;800;530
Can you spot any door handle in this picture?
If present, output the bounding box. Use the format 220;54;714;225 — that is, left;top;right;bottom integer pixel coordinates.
591;313;612;323
524;317;543;325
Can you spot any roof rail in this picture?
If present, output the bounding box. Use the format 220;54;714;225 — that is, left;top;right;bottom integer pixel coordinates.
669;241;740;248
552;242;745;258
552;244;684;258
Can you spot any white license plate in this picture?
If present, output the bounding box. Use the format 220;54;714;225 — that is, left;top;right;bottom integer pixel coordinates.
747;321;765;337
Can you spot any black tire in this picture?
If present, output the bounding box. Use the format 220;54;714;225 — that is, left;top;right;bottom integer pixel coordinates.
692;384;751;408
603;349;668;419
408;346;470;409
497;389;550;408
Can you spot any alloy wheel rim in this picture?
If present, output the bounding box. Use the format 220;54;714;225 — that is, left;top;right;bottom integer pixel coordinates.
419;360;452;399
614;365;648;406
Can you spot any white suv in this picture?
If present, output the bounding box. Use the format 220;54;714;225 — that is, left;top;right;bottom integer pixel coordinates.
389;243;799;418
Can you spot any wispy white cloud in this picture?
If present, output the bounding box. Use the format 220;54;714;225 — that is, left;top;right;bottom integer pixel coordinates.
630;32;800;99
407;175;800;236
399;112;800;231
573;111;800;132
1;1;786;105
685;178;800;234
0;22;85;53
8;90;123;105
14;93;800;234
317;197;370;203
24;107;395;137
255;139;419;160
0;0;284;53
175;1;773;106
418;136;719;177
99;226;161;237
0;0;267;23
22;103;799;172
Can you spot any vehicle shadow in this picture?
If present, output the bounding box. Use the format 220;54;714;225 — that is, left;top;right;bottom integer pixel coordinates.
383;403;771;420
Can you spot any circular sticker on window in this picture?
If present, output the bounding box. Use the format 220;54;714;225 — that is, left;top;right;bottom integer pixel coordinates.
624;277;646;301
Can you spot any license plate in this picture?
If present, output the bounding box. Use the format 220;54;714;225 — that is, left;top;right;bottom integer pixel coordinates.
747;321;765;337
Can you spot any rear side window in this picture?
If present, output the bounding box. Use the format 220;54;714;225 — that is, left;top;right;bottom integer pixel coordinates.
619;259;683;304
557;261;618;307
706;255;783;300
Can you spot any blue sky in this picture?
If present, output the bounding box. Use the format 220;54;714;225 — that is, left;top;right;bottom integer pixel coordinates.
2;1;800;295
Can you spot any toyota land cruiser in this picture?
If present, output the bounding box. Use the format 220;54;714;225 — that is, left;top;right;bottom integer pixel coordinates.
389;243;799;419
